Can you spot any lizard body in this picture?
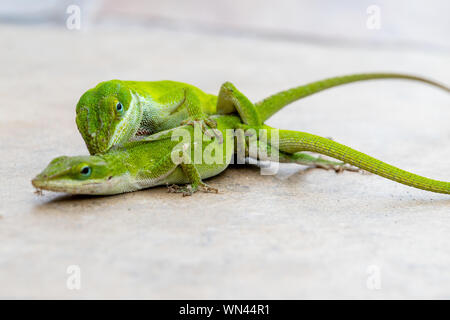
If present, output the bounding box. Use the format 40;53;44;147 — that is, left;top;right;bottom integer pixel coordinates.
33;114;450;195
75;73;448;155
33;115;238;195
76;80;217;154
33;73;449;196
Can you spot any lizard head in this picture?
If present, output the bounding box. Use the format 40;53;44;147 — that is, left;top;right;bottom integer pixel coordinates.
76;80;142;155
31;155;121;195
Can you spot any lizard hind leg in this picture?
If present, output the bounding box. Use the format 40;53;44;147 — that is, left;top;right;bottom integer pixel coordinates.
247;132;359;173
257;142;359;173
272;128;450;194
216;82;261;126
285;152;361;173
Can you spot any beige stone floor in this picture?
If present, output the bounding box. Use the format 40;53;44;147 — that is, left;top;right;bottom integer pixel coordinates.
0;24;449;299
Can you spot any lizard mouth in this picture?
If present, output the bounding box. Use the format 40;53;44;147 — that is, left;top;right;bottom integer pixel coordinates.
31;177;102;195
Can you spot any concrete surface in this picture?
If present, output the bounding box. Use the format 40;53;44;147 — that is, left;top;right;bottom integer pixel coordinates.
0;19;449;299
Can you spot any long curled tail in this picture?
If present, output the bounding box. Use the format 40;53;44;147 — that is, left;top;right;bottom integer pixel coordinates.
261;126;450;194
256;73;449;122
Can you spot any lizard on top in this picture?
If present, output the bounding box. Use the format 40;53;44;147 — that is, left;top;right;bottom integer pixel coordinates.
75;73;448;155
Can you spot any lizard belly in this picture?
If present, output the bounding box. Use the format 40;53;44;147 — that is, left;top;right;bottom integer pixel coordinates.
133;158;232;189
154;161;231;187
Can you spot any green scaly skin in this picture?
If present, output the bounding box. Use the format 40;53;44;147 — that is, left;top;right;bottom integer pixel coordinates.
32;116;450;195
75;73;448;155
76;80;217;155
33;115;239;195
33;73;449;195
255;73;449;121
255;125;450;194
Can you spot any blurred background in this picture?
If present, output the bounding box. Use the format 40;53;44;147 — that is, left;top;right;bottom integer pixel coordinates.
1;0;449;49
0;1;449;299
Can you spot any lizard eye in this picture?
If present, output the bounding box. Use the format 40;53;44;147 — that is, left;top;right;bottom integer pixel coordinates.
116;102;123;112
80;166;92;177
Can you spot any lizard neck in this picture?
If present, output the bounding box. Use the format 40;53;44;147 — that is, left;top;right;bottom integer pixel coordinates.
133;91;167;136
107;90;144;149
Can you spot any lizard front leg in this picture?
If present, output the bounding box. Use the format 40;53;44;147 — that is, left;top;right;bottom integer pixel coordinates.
142;87;220;141
176;88;219;136
167;157;218;197
136;148;218;196
168;162;218;196
167;141;219;196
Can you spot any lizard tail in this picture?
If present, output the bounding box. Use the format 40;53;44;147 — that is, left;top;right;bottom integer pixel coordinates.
256;73;449;122
264;127;450;194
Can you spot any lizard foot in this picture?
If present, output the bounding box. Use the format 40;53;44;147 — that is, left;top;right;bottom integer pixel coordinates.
181;117;223;144
167;182;218;196
314;162;360;173
197;182;219;194
167;184;193;196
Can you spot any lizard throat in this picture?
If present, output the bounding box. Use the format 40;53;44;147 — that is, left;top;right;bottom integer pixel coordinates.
108;92;143;149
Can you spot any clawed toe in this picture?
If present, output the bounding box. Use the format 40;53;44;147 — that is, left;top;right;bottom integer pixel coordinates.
199;183;219;194
167;184;192;196
167;183;218;196
182;118;223;144
314;163;360;173
204;118;217;129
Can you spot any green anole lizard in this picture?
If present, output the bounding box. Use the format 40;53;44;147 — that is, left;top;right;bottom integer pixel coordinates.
33;84;450;195
75;73;448;155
